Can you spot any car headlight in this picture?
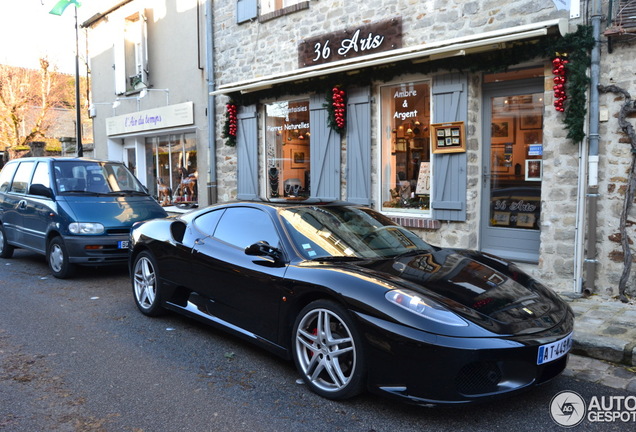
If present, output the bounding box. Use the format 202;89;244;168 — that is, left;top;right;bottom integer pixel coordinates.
69;222;105;235
386;289;468;327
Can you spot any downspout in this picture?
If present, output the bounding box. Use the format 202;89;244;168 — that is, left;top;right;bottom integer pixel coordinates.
582;0;602;294
206;0;218;204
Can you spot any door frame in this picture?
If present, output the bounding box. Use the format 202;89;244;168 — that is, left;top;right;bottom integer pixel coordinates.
480;77;544;263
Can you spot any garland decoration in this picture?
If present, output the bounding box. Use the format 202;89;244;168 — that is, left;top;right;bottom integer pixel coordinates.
552;53;568;112
223;101;238;146
325;85;346;133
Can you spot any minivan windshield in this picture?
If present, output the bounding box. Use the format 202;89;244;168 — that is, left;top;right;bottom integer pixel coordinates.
53;161;146;195
278;205;434;260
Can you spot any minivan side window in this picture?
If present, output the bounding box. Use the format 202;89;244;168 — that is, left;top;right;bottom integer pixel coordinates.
0;162;19;192
9;162;35;194
31;162;51;189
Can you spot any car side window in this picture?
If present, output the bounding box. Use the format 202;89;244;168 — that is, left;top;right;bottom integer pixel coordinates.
193;208;225;236
30;162;51;189
9;161;35;194
214;207;280;249
0;162;19;193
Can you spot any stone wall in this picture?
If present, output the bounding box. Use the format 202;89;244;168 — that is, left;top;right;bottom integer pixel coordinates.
211;0;636;295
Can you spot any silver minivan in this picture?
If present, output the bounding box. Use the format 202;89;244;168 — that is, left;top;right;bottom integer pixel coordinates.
0;157;167;278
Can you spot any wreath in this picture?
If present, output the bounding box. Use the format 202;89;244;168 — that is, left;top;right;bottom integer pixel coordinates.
223;101;238;147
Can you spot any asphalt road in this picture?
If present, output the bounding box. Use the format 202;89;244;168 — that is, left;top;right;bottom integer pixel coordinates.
0;249;632;432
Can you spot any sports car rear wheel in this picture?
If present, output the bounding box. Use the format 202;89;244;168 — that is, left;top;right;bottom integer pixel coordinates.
292;300;365;400
132;251;164;316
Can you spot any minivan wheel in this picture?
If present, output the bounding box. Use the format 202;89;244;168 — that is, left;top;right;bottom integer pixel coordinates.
47;236;75;279
0;225;15;259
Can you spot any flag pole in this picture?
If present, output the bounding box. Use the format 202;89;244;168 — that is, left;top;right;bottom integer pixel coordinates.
74;5;83;157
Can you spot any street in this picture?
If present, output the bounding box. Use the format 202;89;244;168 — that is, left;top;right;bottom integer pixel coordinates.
0;249;632;432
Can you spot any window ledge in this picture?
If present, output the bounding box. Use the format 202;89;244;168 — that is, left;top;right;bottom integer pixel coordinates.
390;216;441;230
259;1;310;23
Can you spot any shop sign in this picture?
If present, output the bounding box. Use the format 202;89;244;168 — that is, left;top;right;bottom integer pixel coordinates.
106;101;194;136
298;17;402;67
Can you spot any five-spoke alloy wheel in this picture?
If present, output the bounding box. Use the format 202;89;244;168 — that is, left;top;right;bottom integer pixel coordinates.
292;300;365;400
132;251;164;316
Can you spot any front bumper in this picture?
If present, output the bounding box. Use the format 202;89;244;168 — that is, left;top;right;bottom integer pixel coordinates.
63;233;130;265
354;310;574;405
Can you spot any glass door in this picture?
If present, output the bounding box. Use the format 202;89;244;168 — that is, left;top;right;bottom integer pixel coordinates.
480;77;544;262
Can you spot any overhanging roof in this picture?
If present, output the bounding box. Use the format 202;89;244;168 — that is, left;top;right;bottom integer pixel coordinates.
212;18;568;95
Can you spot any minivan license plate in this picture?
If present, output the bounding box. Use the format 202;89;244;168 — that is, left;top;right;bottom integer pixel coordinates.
537;333;573;365
118;241;129;249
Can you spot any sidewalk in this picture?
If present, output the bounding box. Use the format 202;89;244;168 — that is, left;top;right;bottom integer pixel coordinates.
559;292;636;392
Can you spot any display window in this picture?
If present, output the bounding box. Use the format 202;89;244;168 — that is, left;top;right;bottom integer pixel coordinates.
265;99;311;199
145;133;197;206
380;81;432;214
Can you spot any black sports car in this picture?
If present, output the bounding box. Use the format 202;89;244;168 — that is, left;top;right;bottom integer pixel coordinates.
129;200;573;405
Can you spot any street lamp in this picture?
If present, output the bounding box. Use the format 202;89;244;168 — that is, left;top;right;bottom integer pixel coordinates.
139;88;170;105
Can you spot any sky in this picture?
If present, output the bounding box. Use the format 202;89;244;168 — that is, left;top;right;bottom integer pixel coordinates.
0;0;83;74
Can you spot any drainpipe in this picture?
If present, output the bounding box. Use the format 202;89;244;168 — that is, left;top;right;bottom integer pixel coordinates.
582;0;602;294
206;0;218;204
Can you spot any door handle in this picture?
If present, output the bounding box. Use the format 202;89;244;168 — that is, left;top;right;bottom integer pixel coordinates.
18;200;27;210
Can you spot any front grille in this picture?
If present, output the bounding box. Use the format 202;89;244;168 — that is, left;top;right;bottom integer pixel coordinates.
456;361;502;395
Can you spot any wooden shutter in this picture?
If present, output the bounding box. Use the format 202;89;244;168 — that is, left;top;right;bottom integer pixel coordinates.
237;105;259;200
346;87;371;205
431;74;468;221
237;0;258;24
309;93;340;200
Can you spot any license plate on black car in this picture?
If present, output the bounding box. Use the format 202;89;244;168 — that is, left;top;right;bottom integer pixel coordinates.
537;333;573;365
118;241;129;249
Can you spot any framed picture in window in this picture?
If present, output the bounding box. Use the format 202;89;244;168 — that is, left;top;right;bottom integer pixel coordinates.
431;121;465;154
491;117;514;144
520;113;542;130
525;160;542;181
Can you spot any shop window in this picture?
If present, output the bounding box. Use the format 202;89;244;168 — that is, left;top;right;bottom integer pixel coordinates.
265;100;311;199
114;11;148;94
238;0;309;23
380;81;432;214
145;133;197;207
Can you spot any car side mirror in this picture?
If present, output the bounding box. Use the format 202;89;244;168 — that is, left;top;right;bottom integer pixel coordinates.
245;241;283;261
29;183;53;199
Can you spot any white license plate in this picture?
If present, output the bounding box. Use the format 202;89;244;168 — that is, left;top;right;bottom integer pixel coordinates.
537;333;573;365
118;241;129;249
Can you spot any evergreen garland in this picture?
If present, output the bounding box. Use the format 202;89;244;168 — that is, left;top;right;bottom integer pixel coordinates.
226;25;594;144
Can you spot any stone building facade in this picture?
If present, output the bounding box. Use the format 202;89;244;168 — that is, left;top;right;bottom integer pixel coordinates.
83;0;636;298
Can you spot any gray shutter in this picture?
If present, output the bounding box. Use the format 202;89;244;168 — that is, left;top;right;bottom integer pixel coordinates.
431;74;467;221
237;104;258;200
237;0;257;24
310;93;340;201
346;87;371;205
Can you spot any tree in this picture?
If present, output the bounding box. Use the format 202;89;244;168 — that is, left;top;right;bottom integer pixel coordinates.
0;58;72;163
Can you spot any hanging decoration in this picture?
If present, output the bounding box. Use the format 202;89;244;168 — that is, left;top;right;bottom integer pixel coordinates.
552;53;568;112
325;86;346;133
223;101;238;146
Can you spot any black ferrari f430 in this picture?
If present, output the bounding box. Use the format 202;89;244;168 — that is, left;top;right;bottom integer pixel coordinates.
129;201;573;405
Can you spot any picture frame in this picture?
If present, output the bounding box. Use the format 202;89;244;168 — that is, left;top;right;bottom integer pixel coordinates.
525;159;542;181
491;117;514;144
431;121;466;154
520;113;542;130
491;145;510;173
291;150;306;169
523;130;542;145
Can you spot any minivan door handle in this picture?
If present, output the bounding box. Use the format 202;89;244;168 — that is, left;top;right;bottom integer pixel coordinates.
17;200;27;210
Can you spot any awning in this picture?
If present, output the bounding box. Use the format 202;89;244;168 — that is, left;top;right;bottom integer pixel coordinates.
211;18;568;95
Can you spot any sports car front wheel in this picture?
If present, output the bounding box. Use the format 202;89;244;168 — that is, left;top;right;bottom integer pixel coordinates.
132;251;164;316
292;300;366;400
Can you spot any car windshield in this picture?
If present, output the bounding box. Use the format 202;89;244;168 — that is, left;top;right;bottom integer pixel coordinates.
53;160;145;195
278;205;434;260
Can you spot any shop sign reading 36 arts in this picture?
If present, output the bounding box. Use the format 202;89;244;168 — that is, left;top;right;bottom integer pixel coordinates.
298;17;402;67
